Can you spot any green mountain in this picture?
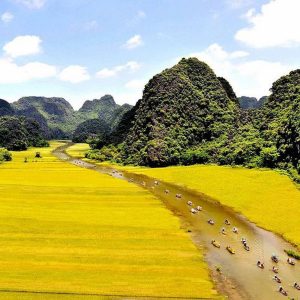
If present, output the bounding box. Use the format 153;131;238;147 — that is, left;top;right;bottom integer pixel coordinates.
73;119;110;143
257;70;300;175
238;96;267;109
121;58;239;166
0;99;14;116
0;116;48;151
78;95;132;129
10;95;132;139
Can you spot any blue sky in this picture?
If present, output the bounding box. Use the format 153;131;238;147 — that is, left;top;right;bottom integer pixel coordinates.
0;0;300;109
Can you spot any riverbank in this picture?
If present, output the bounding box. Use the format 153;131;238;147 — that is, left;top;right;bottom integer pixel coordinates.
0;142;218;299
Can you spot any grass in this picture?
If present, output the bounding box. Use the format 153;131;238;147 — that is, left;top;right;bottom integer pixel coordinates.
284;249;300;260
66;144;300;248
0;142;218;299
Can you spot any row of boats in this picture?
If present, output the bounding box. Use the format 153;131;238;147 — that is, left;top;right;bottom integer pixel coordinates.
183;197;300;297
159;180;300;298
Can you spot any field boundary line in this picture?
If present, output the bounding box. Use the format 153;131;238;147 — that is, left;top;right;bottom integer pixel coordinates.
0;288;216;299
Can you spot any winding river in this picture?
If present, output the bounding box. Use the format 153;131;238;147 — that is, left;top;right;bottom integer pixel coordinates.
54;142;300;300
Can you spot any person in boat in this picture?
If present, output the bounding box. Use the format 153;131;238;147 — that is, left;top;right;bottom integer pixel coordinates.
273;275;281;283
208;219;215;225
176;193;182;199
272;266;279;273
287;257;295;265
224;219;230;225
191;208;197;214
257;261;264;268
279;286;288;296
226;246;235;254
196;206;202;211
221;227;226;235
187;201;193;206
232;227;238;233
271;254;279;263
244;244;250;251
294;282;300;290
165;189;169;194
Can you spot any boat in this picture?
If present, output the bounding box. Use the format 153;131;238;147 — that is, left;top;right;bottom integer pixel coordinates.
208;219;215;225
190;208;197;214
257;261;264;269
232;227;238;234
273;275;281;283
294;283;300;290
271;254;279;263
287;258;295;265
187;201;193;206
224;219;231;225
226;246;235;254
211;240;221;248
196;206;202;211
244;245;250;251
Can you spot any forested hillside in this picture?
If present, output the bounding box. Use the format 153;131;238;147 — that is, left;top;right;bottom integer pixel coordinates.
0;95;132;139
0;116;48;150
86;58;300;182
122;58;239;166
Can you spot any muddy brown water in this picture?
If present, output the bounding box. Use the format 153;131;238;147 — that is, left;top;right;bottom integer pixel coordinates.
54;143;300;300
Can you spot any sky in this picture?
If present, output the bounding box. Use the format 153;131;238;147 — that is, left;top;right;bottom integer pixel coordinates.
0;0;300;109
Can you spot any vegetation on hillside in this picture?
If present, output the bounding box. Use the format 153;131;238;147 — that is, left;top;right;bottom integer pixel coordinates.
85;59;299;182
0;99;14;116
72;118;110;143
0;116;48;150
120;58;239;166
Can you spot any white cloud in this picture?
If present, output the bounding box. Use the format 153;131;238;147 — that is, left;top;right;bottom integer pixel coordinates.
59;65;90;84
123;34;143;49
0;58;56;84
187;43;294;98
235;0;300;48
15;0;46;9
3;35;42;58
96;61;141;79
1;12;14;23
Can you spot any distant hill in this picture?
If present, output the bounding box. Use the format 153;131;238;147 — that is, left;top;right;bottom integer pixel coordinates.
77;95;132;133
4;95;132;139
73;118;110;143
0;99;14;116
238;96;267;109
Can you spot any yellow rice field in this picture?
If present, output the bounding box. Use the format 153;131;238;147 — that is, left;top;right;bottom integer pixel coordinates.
67;144;300;248
0;142;218;299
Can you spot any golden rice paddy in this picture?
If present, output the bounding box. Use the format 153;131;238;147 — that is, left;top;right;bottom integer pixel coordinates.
0;142;218;299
